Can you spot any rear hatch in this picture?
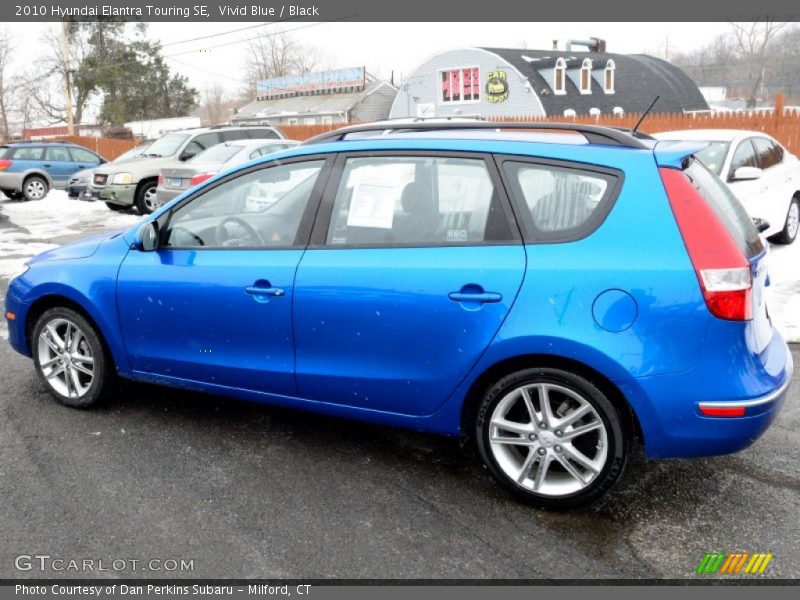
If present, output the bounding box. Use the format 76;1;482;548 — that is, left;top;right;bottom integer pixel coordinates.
681;159;772;353
657;145;771;354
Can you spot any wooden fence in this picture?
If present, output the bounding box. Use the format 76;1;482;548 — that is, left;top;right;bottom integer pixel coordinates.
50;135;138;161
275;97;800;155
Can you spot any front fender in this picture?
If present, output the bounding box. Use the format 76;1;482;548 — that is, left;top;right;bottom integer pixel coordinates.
8;234;132;377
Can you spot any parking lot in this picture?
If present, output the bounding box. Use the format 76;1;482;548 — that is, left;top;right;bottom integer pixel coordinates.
1;194;799;580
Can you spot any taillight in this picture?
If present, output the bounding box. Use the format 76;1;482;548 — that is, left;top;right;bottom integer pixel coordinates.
190;172;215;186
0;160;12;172
157;174;164;185
659;167;752;321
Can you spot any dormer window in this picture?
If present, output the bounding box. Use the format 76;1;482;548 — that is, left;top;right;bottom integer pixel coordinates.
553;58;566;95
580;58;592;94
604;60;615;94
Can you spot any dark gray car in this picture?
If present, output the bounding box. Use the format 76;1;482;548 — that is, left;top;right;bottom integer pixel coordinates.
156;139;298;204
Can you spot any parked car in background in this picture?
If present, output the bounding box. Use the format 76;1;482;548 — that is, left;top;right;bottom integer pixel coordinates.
68;143;152;200
0;142;105;201
156;139;298;204
5;122;792;509
89;126;285;214
654;130;800;244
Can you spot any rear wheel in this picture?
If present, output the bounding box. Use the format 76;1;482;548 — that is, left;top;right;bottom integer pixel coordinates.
105;202;126;212
32;307;112;408
22;176;49;201
135;181;159;214
769;197;799;245
475;367;629;509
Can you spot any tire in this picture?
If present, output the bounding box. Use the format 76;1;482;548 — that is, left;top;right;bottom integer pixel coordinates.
22;176;49;201
475;367;629;510
768;197;799;245
105;202;126;212
134;180;159;214
32;307;112;408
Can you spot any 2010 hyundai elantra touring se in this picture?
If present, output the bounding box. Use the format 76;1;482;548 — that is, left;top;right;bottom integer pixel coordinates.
5;123;793;509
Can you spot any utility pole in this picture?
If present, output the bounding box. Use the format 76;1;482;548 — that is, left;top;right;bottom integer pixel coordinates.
61;21;74;135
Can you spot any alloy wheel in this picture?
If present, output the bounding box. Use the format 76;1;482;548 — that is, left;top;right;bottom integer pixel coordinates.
488;382;608;496
37;318;95;399
25;179;46;200
143;186;159;212
787;201;799;240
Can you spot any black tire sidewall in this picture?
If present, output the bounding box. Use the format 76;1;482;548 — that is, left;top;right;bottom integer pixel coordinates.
32;307;109;408
475;367;628;510
23;176;49;201
105;202;125;212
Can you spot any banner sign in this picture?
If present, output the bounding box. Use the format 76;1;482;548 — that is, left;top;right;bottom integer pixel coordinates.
257;67;366;99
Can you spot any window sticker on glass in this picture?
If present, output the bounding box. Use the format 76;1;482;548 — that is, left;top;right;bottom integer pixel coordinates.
346;183;397;229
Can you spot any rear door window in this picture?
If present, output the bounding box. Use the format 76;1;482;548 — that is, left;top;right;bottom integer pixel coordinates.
752;138;783;170
684;159;763;259
324;155;516;247
501;160;619;242
45;146;72;162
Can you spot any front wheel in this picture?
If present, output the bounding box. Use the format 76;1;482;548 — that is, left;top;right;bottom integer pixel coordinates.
769;197;799;245
475;368;629;509
105;202;126;212
135;181;159;215
32;307;112;408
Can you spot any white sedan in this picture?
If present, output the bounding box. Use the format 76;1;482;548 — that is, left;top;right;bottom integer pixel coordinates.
654;129;799;244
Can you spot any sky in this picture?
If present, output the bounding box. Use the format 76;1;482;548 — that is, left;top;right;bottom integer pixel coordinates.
5;21;735;96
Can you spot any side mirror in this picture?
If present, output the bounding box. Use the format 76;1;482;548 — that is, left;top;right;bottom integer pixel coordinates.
139;221;159;251
731;166;762;181
179;150;196;162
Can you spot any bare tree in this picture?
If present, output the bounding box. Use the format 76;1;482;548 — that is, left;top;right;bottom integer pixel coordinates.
244;30;327;95
729;20;788;107
200;81;233;126
0;29;13;141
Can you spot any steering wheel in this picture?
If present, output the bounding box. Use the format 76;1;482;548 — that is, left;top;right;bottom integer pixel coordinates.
169;226;205;247
216;216;265;247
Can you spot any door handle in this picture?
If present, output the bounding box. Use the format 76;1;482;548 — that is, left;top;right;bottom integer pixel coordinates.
43;163;52;167
245;286;285;297
448;291;502;303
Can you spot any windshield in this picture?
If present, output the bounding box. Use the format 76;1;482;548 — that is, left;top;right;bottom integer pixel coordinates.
143;133;189;157
114;144;150;162
694;142;730;176
189;143;243;164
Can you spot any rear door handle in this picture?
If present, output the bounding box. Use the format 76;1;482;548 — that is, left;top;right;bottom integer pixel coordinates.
448;291;502;303
245;286;285;297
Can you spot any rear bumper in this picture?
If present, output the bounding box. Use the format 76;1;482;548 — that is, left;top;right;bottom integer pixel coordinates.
0;172;24;191
620;326;793;459
155;185;182;204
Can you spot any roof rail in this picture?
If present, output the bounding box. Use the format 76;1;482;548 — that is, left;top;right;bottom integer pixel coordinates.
303;121;649;149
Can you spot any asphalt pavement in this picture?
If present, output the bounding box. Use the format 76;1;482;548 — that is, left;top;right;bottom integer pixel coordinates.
1;200;799;580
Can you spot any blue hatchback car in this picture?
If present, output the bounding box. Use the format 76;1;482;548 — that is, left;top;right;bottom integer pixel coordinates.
4;123;793;508
0;141;105;201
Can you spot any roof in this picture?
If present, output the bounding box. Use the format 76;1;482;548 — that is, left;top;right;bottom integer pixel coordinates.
234;81;396;120
652;129;771;142
479;48;709;115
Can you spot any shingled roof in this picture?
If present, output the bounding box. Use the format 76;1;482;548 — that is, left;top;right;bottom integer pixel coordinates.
480;47;709;115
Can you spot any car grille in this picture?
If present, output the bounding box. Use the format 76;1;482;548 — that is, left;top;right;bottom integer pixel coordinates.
93;174;108;185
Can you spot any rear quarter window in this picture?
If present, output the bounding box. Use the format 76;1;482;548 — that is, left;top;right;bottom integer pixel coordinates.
9;146;45;160
501;160;620;242
684;159;763;259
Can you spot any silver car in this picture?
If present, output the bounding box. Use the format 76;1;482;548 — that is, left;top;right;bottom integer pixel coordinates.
156;139;298;205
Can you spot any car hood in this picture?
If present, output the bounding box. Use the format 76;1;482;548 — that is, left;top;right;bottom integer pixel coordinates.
96;155;178;178
29;229;126;264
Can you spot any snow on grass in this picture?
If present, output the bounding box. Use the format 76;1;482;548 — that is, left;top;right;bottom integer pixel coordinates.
766;238;800;343
0;190;141;281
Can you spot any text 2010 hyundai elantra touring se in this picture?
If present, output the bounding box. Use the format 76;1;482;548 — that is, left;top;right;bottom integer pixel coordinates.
5;123;793;509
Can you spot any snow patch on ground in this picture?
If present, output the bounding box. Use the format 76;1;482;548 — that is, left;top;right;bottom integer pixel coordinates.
0;191;141;281
765;238;800;343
